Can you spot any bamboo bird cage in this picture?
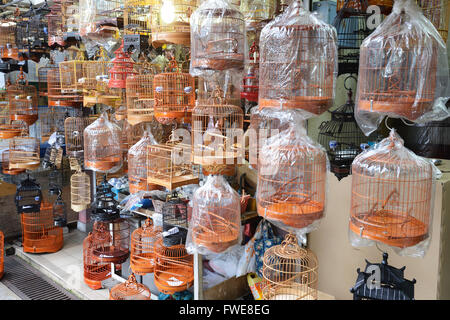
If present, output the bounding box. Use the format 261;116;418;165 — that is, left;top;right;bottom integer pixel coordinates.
47;68;83;107
7;69;38;126
64;116;96;159
336;0;393;13
110;274;151;300
130;218;162;275
0;230;3;280
58;50;86;95
240;0;276;27
126;73;155;125
0;103;28;139
262;233;318;300
9;137;40;170
91;219;131;265
71;170;91;212
40;108;67;143
83;231;112;290
47;0;65;47
0;21;18;60
417;0;450;43
2;150;25;175
124;0;154;36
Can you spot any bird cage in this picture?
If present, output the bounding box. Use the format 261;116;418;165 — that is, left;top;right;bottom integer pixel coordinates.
147;141;199;191
192;92;244;175
110;273;151;300
153;237;194;294
37;63;58;97
153;58;195;125
15;11;49;54
7;69;39;126
162;195;189;246
240;0;276;27
15;174;43;214
62;0;80;35
150;0;197;47
0;230;3;280
0;20;16;51
48;168;63;196
336;0;393;14
349;130;434;253
83;231;112;290
58;50;86;95
417;0;450;43
355;0;449;130
40;108;65;143
190;0;246;73
197;74;242;107
79;0;123;37
262;233;318;300
84;113;123;173
47;68;83;108
109;41;136;90
124;0;154;36
258;0;337;117
53;191;67;227
187;175;241;254
9;137;40;171
64;116;96;159
256;118;327;232
47;0;65;47
126;73;155;125
91;219;131;265
318;87;375;180
0;107;28;139
21;202;64;254
130;218;162;275
91;177;121;222
71;170;91;212
2;150;25;175
241;42;259;103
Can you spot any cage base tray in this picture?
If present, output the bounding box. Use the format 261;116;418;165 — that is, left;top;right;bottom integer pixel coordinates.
10;115;38;126
154;266;194;294
263;286;317;300
358;99;432;121
130;254;156;275
127;114;154;126
152;31;190;47
2;167;25;175
147;174;199;191
23;235;64;254
192;57;244;71
193;232;238;253
0;129;22;139
259;97;332;115
92;247;130;265
85;157;122;172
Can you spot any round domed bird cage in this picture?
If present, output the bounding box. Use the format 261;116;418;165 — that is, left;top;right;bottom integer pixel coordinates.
241;41;260;103
0;103;28;139
70;170;91;212
15;174;42;214
258;0;337;116
91;177;121;222
2;150;25;175
47;68;83;108
0;230;3;280
262;233;318;300
53;191;67;227
240;0;276;28
130;218;162;275
84;113;123;173
21;202;64;254
417;0;450;43
9;137;40;170
153;237;194;294
83;231;112;290
7;69;38;126
64;116;96;159
150;0;197;47
126;73;156;125
190;175;241;254
91;219;131;265
47;0;65;47
190;0;246;72
0;20;18;60
153;58;195;125
336;0;393;14
349;130;434;249
110;274;151;300
162;195;189;246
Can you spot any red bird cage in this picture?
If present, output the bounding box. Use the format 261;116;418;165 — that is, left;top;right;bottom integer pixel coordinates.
153;237;194;294
336;0;393;14
7;69;38;126
84;113;123;173
9;137;40;170
21;202;64;254
258;0;337;117
241;42;260;103
109;274;151;300
188;175;241;254
126;73;155;125
47;0;65;47
417;0;450;43
83;231;112;290
2;150;25;175
0;230;3;280
109;41;137;89
91;219;131;265
349;130;434;252
64;116;97;159
70;170;91;212
130;218;162;275
47;68;83;108
153;59;195;125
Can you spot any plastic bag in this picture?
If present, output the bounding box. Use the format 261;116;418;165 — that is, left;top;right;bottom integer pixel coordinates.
236;219;263;277
258;0;338;118
355;0;450;136
186;175;242;255
206;244;244;279
349;129;437;258
253;220;283;277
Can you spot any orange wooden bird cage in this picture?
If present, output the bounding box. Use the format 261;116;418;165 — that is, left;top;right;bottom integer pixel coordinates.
0;104;28;139
91;219;131;265
58;50;86;95
71;170;91;212
126;73;155;125
262;233;318;300
0;20;18;60
336;0;393;14
189;175;241;254
417;0;450;43
258;0;337;116
153;59;195;125
7;69;39;126
110;274;152;300
349;130;433;249
47;68;83;108
47;0;65;47
83;231;112;290
0;230;3;280
84;113;123;173
9;137;40;170
130;218;162;275
154;237;194;294
2;150;25;175
21;202;64;254
64;116;96;159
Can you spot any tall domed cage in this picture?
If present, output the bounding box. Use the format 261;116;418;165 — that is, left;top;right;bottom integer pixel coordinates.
126;73;155;125
110;273;151;300
7;69;39;126
258;0;337;116
262;233;318;300
162;195;189;246
53;191;67;227
47;68;83;108
91;219;131;265
130;218;162;275
15;174;42;214
47;0;65;47
417;0;450;43
9;137;40;171
21;202;64;254
84;113;123;173
240;0;276;28
64;116;96;159
153;58;195;125
150;0;198;47
0;20;18;60
109;40;136;90
336;0;393;14
190;0;246;72
241;41;260;103
91;176;121;222
0;230;3;280
2;150;25;176
70;170;91;212
83;231;112;290
153;237;194;294
349;130;434;250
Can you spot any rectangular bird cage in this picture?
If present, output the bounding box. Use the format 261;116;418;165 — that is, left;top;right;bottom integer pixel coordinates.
240;0;277;26
417;0;450;43
124;0;154;36
48;68;84;107
15;14;48;53
146;141;199;191
58;53;86;95
9;137;40;170
126;73;155;125
64;116;97;159
47;0;65;47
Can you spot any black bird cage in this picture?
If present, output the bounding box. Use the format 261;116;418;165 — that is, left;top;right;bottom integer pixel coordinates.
15;11;49;56
53;191;67;227
350;253;416;300
15;175;43;214
48;167;62;196
90;176;120;222
162;194;188;247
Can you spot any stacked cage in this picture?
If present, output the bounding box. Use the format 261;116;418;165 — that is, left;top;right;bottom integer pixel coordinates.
126;73;155;125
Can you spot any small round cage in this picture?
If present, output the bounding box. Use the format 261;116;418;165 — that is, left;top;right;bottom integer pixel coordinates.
53;192;67;228
64;116;96;159
0;230;3;280
83;232;112;290
71;170;91;212
15;175;43;214
109;274;151;300
109;41;136;90
417;0;450;43
91;177;121;222
126;73;155;125
47;0;65;47
130;218;162;275
47;68;83;107
9;137;40;170
162;196;189;246
7;70;39;126
262;233;318;300
91;219;131;265
2;150;25;175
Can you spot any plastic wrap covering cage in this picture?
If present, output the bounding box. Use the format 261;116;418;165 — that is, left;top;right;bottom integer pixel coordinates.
21;202;64;254
9;137;40;170
349;130;435;257
355;0;450;136
47;68;83;107
154;59;195;125
197;72;243;107
258;0;337;117
262;233;318;300
84;113;123;173
240;0;276;27
71;170;91;212
7;71;38;126
336;0;393;14
2;150;25;175
150;0;198;47
417;0;450;43
78;0;123;37
0;230;3;280
65;116;96;159
91;219;130;265
256;116;328;234
110;274;151;300
47;0;65;47
83;232;112;290
126;73;155;125
190;0;246;75
187;175;241;255
154;238;194;294
130;218;162;275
